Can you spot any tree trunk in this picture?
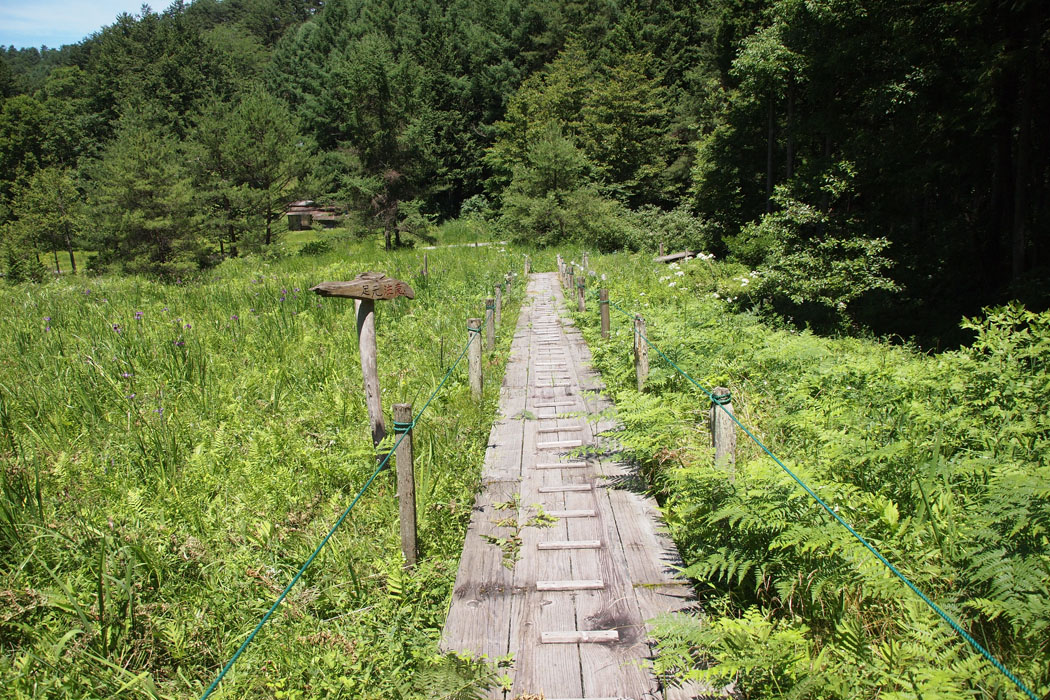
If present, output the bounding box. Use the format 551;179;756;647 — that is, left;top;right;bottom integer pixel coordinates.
64;224;76;274
1012;39;1035;281
786;74;795;180
52;249;60;274
766;93;775;213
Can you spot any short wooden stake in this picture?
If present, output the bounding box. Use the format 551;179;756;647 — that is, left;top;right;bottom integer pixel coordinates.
485;298;495;351
505;272;512;295
393;403;417;567
568;267;575;294
423;252;429;277
577;280;585;313
658;242;665;257
599;289;610;339
524;256;531;275
582;251;589;271
634;314;649;391
468;318;483;399
709;387;737;476
494;285;502;328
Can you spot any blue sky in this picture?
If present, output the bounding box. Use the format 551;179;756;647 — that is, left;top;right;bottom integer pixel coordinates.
1;1;148;49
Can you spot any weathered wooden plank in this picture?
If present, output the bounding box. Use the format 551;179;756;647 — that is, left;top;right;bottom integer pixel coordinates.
568;487;655;698
441;480;521;661
534;461;588;470
537;439;583;449
536;579;604;591
538;484;593;493
536;426;581;434
547;509;597;518
653;250;696;264
310;272;414;300
541;630;619;644
537;539;602;549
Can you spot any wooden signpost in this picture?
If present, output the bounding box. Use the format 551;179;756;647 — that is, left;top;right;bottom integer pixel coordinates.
311;272;415;453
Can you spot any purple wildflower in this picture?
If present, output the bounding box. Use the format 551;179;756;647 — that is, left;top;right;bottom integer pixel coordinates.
135;311;144;320
230;314;239;321
112;324;121;334
174;339;185;347
185;324;192;330
44;316;51;322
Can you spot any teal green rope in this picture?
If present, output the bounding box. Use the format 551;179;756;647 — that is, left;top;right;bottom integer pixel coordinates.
200;330;479;700
604;298;1039;700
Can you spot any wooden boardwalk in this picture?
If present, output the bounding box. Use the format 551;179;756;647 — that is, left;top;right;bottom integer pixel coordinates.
442;273;703;699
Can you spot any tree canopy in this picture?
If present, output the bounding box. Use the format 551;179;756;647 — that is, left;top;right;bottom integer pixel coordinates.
0;0;1046;342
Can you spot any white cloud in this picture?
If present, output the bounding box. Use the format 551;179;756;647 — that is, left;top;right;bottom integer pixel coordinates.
0;1;148;48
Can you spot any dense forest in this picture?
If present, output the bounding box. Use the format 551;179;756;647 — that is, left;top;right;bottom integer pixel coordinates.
1;0;1048;340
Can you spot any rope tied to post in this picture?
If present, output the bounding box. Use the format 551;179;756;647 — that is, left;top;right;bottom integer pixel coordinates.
392;420;413;433
711;391;732;406
467;325;481;333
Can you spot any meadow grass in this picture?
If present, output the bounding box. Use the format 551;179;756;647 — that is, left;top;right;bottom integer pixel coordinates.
0;239;525;698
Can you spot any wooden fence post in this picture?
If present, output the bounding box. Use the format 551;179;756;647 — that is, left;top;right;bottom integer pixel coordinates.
582;251;589;272
577;279;585;313
468;318;483;399
485;298;495;351
599;289;610;339
568;266;575;295
505;272;512;295
393;403;417;567
524;255;531;275
634;314;649;391
658;242;665;257
709;387;737;476
423;252;429;277
494;284;502;328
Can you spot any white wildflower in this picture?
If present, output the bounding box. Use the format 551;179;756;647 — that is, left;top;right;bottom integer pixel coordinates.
675;270;685;276
668;281;677;287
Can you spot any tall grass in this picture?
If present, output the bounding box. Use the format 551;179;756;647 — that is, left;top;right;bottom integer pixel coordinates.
0;240;523;698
